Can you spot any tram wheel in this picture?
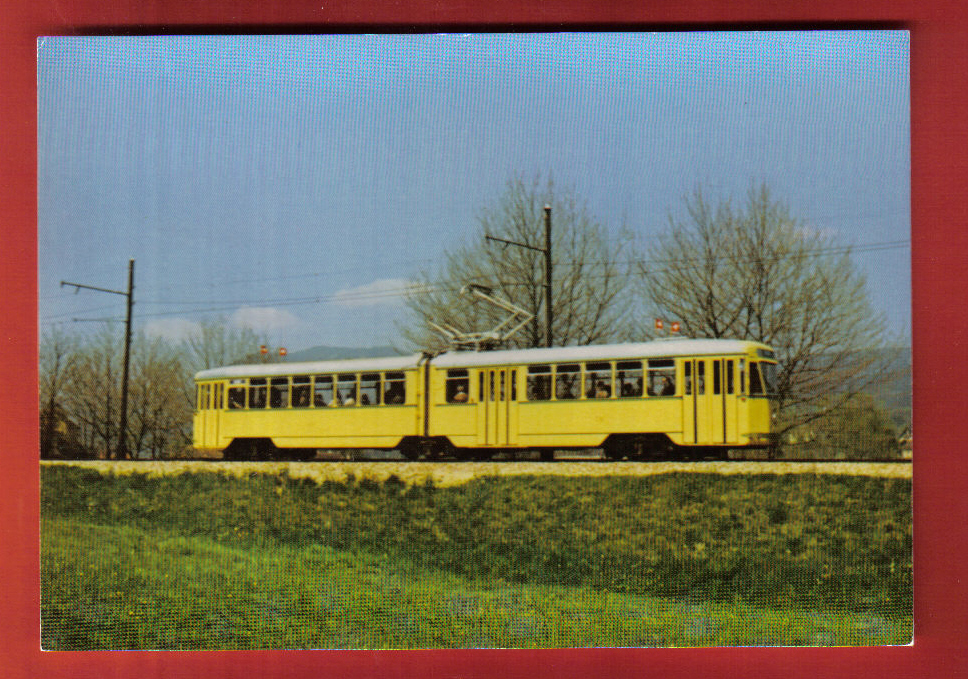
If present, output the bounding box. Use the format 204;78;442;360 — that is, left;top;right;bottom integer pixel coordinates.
223;439;266;462
398;442;420;461
603;441;628;461
280;448;316;461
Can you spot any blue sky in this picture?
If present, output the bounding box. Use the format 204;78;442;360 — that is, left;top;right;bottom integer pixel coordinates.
38;32;910;351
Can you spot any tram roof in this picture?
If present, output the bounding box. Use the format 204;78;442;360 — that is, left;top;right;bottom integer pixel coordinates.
194;353;424;381
430;338;770;368
194;339;773;381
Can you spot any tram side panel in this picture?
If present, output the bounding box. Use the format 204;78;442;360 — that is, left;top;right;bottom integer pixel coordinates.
516;396;685;448
196;370;423;453
275;369;422;450
512;360;685;450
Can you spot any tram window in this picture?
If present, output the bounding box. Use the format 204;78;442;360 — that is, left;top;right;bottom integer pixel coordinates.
726;360;735;395
291;375;311;408
684;362;692;396
313;375;333;406
527;365;552;401
697;361;706;395
337;373;357;406
585;362;612;398
616;361;643;397
359;373;379;406
270;377;289;408
511;370;517;401
479;372;485;401
556;364;580;400
249;378;267;409
384;372;406;404
749;362;764;395
761;362;778;395
445;369;470;403
647;359;676;396
228;386;246;409
738;359;746;394
713;360;722;395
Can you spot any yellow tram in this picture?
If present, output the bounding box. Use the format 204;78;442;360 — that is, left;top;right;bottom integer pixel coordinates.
192;338;778;461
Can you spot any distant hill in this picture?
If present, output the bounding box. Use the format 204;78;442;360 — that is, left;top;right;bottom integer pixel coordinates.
864;346;911;429
281;345;405;362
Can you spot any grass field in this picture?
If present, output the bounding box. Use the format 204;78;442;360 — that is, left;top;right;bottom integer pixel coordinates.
40;464;912;649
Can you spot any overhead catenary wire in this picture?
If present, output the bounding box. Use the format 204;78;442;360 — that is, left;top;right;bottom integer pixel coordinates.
44;237;907;306
42;238;910;327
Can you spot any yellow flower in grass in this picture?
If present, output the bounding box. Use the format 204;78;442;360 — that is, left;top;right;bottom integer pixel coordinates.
42;459;910;487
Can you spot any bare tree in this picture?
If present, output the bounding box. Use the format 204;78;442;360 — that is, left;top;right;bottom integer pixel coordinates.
39;328;80;458
639;183;888;435
128;333;192;459
42;319;268;460
403;174;634;350
181;316;265;372
58;323;122;459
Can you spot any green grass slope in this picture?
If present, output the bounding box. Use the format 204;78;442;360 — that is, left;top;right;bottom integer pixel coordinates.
42;517;908;649
40;466;912;649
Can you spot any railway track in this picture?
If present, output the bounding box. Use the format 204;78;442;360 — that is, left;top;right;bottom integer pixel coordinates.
43;458;913;486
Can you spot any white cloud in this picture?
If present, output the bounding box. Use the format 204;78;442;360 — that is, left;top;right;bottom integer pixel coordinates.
143;318;202;342
331;278;431;308
792;223;838;241
230;306;300;331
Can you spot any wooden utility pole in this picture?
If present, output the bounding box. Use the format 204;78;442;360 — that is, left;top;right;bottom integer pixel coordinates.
61;259;135;459
543;205;552;347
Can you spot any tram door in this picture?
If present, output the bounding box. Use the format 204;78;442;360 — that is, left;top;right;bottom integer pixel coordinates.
197;383;221;448
683;359;728;445
708;360;727;445
722;359;739;443
205;383;222;447
481;368;517;447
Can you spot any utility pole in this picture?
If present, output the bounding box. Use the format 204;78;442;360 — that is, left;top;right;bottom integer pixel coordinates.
543;205;552;348
485;205;553;347
61;259;135;459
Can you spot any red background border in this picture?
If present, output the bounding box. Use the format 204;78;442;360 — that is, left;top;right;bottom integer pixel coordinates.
3;2;965;677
